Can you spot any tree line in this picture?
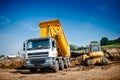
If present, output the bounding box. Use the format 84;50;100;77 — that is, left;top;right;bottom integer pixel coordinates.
69;37;120;51
100;37;120;45
69;44;86;51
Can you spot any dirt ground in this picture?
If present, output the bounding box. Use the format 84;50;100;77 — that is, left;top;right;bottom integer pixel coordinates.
0;48;120;80
0;60;120;80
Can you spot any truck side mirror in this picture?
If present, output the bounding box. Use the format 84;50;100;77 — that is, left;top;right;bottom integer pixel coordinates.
23;43;25;50
52;41;55;48
52;41;56;50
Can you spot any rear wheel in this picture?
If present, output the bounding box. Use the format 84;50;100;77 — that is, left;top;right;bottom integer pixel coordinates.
30;68;37;73
53;60;59;72
64;59;68;68
64;62;68;68
59;59;64;70
68;59;71;67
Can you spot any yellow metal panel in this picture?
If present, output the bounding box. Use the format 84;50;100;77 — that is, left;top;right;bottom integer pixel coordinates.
89;52;104;58
39;19;70;57
40;27;48;37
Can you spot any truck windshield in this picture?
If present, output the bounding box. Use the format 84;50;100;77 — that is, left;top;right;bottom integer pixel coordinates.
27;39;50;50
91;45;101;52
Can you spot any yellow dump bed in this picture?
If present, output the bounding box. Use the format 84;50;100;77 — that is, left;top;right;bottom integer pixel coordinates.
39;19;70;57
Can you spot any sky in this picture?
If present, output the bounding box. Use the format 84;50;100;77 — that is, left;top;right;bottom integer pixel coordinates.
0;0;120;55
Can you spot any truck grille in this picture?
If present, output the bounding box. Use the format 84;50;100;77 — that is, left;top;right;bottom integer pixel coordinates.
28;52;48;58
30;58;46;65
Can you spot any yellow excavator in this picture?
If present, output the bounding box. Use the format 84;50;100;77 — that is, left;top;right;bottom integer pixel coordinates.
82;42;108;65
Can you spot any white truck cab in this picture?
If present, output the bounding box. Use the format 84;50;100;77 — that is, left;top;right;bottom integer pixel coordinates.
24;37;59;72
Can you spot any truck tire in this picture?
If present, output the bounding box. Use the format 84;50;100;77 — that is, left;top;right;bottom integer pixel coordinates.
64;62;68;69
59;59;64;70
53;60;59;72
64;58;68;68
68;60;71;67
40;68;45;72
30;68;37;73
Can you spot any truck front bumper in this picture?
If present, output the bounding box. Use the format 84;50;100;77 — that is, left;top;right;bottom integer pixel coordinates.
26;63;54;69
26;58;55;69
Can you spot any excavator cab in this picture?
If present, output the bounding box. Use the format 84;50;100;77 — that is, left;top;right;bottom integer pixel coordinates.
90;42;101;52
82;42;108;65
85;43;102;55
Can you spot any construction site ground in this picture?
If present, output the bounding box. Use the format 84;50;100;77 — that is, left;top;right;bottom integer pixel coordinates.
0;48;120;80
0;60;120;80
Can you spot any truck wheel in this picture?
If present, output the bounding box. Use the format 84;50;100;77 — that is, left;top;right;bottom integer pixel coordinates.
68;60;71;67
59;60;64;70
53;60;59;72
30;68;37;73
63;58;69;68
102;57;108;65
40;68;45;72
64;62;68;69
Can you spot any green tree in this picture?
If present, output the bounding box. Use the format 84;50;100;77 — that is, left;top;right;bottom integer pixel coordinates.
69;44;77;51
100;37;109;45
90;41;98;43
115;37;120;43
0;54;5;58
69;44;86;51
77;46;86;50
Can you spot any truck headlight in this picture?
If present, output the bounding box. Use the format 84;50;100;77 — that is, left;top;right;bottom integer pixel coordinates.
46;57;52;63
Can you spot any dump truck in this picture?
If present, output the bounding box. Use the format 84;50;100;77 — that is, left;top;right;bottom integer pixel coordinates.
82;42;108;65
23;20;70;72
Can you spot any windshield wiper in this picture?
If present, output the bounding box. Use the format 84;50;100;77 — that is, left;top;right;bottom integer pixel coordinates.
27;48;35;50
37;46;49;49
27;46;49;50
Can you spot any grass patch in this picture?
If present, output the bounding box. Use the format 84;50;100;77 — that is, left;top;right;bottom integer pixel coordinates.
102;42;120;48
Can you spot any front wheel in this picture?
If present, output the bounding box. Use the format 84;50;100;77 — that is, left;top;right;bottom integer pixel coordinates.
30;68;37;73
53;60;59;72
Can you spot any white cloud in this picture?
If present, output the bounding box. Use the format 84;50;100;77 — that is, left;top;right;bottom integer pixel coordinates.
22;22;39;31
29;27;39;31
0;16;10;25
0;34;15;40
